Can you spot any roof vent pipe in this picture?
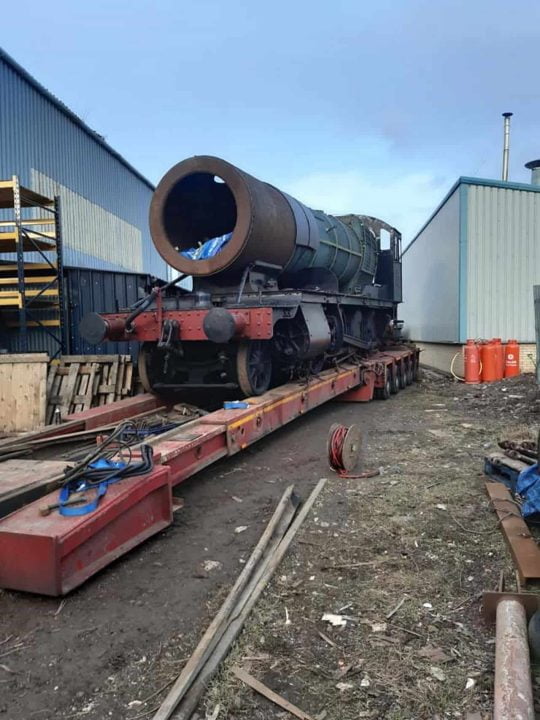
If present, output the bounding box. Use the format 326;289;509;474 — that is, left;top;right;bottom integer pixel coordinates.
502;112;513;181
525;160;540;186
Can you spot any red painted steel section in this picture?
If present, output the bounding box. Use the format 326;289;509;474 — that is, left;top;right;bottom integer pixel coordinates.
152;423;229;485
102;307;274;342
0;466;171;596
64;393;167;430
0;346;416;595
0;394;167;448
199;365;362;455
339;369;376;402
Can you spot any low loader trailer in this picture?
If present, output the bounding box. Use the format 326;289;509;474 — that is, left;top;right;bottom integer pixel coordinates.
0;345;418;596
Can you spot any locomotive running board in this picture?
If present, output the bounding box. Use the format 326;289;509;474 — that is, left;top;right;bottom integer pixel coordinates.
0;346;418;595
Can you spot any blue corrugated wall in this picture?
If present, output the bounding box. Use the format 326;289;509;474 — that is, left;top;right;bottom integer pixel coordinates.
2;268;150;357
0;50;167;279
66;268;149;356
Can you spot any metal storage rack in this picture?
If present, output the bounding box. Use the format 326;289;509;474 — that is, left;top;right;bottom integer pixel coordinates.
0;176;67;355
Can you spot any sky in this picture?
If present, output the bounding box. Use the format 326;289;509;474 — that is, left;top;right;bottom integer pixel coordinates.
1;0;539;245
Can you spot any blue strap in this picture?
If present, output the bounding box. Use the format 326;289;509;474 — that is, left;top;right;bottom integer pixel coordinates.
59;481;109;516
58;458;126;516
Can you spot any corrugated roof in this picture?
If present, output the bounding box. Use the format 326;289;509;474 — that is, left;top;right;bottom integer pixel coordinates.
0;46;155;191
403;175;540;255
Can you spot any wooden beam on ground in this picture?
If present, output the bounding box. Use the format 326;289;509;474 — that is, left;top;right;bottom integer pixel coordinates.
0;460;72;519
232;666;316;720
154;479;327;720
486;482;540;583
153;486;297;720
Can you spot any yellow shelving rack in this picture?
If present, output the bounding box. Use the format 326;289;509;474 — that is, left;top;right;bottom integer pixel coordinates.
0;177;67;354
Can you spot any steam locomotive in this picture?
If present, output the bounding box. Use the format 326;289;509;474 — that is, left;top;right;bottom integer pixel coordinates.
80;156;403;399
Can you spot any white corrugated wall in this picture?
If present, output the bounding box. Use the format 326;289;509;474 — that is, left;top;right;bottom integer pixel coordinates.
466;185;540;342
400;188;461;342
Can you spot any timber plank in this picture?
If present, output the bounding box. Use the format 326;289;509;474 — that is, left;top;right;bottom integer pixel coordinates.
0;355;47;432
59;363;79;419
82;364;99;411
0;459;69;519
107;358;119;405
46;364;58;398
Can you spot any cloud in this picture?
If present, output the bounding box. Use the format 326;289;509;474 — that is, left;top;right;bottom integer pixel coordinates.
282;169;450;246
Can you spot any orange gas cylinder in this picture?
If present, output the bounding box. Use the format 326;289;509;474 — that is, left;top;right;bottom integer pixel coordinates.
492;338;504;380
464;340;481;383
504;339;520;377
480;341;498;382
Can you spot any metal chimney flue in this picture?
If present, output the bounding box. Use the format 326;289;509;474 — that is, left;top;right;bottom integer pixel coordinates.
502;112;513;181
525;160;540;186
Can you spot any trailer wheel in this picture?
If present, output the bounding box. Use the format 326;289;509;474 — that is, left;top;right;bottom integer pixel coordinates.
413;356;420;381
398;361;407;390
390;365;399;394
375;370;391;400
138;342;154;393
405;358;413;386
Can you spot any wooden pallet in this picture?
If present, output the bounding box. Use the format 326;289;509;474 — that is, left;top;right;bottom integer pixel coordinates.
0;354;49;432
484;452;529;492
46;355;133;424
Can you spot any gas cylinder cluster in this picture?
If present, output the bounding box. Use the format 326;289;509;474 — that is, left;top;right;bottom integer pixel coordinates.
464;339;520;384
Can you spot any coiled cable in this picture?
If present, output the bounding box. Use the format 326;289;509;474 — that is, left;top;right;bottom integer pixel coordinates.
328;424;380;479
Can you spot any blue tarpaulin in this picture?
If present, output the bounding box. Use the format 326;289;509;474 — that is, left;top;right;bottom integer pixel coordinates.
516;463;540;517
181;233;232;260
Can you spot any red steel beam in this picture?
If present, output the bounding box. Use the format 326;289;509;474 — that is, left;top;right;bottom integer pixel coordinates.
0;465;171;595
0;393;167;450
64;393;167;429
485;482;540;583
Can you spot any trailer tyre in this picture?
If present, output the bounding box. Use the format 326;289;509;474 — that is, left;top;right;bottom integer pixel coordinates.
413;357;420;381
398;362;407;390
390;366;399;394
405;359;413;385
375;370;391;400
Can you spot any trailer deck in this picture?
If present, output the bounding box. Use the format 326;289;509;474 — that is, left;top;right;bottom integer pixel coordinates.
0;345;418;595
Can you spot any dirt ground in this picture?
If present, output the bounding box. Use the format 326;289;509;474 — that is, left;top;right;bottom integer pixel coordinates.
1;371;539;720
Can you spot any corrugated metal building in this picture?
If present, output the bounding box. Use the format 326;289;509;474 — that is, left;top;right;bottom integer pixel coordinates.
0;47;168;355
401;175;540;373
0;48;166;277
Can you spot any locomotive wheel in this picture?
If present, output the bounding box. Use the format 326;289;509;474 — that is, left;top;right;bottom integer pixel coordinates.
138;342;157;393
138;341;184;393
236;340;272;397
310;356;325;375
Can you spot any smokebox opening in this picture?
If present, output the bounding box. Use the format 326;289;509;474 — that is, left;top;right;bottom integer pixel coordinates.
162;172;237;259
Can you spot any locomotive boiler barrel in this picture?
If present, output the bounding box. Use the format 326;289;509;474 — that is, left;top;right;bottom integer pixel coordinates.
149;156;376;290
